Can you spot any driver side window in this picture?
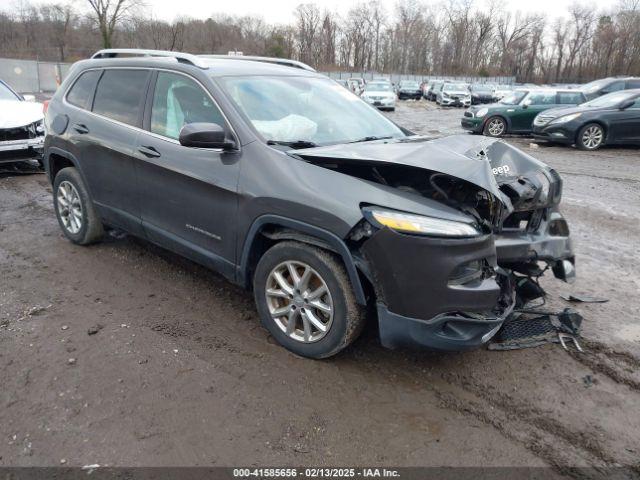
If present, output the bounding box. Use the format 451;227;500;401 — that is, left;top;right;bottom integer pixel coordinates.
150;72;224;140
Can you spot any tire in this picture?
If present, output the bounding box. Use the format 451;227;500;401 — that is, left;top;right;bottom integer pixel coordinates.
576;123;605;151
483;116;507;137
253;241;365;359
53;167;103;245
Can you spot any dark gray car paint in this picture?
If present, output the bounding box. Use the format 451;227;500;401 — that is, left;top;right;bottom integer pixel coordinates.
44;55;574;352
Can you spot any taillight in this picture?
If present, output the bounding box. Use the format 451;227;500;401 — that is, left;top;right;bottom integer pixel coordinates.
43;100;50;114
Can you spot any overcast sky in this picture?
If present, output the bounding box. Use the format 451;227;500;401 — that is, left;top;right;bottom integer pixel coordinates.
143;0;580;23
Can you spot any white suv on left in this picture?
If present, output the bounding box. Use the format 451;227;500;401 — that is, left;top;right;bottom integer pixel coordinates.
0;80;45;167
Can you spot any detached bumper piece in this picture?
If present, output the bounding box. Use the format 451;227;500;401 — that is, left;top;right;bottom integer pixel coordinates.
362;228;514;351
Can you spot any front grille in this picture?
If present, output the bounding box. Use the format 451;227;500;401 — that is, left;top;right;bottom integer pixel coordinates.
0;126;32;142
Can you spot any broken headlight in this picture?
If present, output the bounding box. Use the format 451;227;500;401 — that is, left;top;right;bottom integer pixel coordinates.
363;207;481;238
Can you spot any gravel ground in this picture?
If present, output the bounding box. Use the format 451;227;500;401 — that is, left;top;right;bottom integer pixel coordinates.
1;101;639;475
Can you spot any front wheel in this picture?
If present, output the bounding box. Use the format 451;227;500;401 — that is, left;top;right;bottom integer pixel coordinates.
576;123;605;150
484;116;507;137
253;241;365;359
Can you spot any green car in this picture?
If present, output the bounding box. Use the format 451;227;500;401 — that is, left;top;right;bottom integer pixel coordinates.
461;89;587;137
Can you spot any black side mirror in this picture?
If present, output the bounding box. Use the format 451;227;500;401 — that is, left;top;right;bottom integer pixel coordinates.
618;99;635;110
179;122;236;150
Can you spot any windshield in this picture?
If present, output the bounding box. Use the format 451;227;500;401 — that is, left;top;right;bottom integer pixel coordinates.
0;82;20;101
472;84;494;93
219;76;405;145
582;90;635;108
581;78;612;94
400;82;419;89
500;91;527;105
365;83;392;92
443;83;469;92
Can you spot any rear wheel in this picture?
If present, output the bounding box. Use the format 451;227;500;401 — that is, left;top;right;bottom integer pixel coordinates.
253;241;365;359
576;123;604;150
53;167;103;245
484;116;507;137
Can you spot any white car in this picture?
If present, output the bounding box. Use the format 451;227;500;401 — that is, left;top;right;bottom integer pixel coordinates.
361;82;396;111
0;80;45;166
436;82;471;107
493;84;514;100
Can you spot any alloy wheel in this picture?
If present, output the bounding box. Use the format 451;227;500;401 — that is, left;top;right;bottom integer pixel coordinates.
582;125;603;149
487;118;505;136
57;180;83;234
265;261;334;343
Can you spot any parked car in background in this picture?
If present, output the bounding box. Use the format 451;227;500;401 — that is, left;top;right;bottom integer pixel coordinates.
580;77;640;101
493;84;514;100
426;81;443;101
462;89;587;137
361;81;396;111
470;84;497;104
43;49;574;358
533;89;640;150
347;78;365;95
436;82;471;107
396;80;422;100
0;79;45;167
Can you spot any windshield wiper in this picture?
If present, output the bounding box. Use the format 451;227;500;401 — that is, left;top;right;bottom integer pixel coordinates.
348;136;393;144
267;139;317;149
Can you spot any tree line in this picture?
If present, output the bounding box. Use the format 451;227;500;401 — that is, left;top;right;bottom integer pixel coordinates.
1;0;639;83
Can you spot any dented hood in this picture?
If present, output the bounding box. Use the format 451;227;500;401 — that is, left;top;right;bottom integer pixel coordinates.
296;134;549;207
0;99;44;129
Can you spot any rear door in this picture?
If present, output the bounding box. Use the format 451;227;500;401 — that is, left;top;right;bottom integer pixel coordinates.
134;70;241;277
69;68;150;234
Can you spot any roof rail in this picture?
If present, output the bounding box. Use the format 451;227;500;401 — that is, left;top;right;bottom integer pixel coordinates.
91;49;209;69
199;55;315;72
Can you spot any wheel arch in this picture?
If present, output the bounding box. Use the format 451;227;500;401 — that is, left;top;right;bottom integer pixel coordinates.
237;215;367;306
45;147;79;183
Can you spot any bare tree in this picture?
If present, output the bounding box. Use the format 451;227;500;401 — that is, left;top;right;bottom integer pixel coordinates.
85;0;141;48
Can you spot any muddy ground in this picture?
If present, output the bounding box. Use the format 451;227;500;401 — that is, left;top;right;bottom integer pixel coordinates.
1;101;639;476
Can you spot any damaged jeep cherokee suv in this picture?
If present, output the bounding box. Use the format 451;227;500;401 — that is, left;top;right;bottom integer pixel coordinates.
43;49;574;358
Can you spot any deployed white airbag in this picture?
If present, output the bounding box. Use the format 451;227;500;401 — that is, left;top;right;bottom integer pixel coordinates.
253;114;317;142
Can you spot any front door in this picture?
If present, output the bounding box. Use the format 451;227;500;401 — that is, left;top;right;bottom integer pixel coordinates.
512;91;558;132
608;97;640;143
134;70;241;278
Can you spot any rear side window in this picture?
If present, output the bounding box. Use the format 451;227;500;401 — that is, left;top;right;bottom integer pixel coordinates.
93;69;149;126
66;70;100;110
150;72;224;140
527;92;557;105
605;81;625;93
627;79;640;89
558;92;585;104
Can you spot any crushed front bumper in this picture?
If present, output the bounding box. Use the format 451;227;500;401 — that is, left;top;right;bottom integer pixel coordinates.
0;137;44;164
361;228;514;351
495;211;573;264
